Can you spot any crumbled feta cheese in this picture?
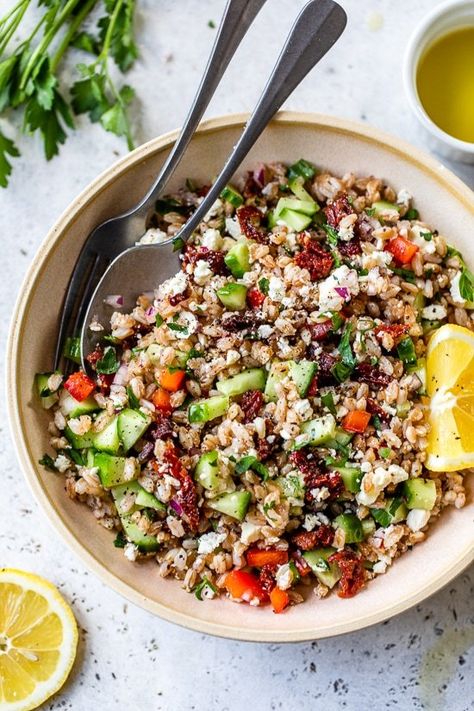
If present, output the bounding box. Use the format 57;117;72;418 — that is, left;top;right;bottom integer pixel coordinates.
194;260;213;285
172;311;199;339
406;508;431;532
450;271;466;305
373;560;388;575
204;198;222;221
160;272;188;298
54;454;71;473
318;265;360;312
137;227;169;245
294;399;313;421
268;276;286;302
275;563;293;591
388;464;409;485
281;296;295;308
240;521;262;545
361;250;393;270
422;304;447;320
410;225;436;255
303;513;319;531
253;417;266;438
68;415;92;436
124;543;139;561
225;217;242;239
258;324;274;339
201;228;223;250
397;188;412;206
197;531;227;555
277;337;293;357
47;372;63;392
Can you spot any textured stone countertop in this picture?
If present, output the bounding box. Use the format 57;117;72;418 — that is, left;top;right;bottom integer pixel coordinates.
1;1;473;709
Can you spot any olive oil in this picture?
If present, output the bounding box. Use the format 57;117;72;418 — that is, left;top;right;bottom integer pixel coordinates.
416;26;474;143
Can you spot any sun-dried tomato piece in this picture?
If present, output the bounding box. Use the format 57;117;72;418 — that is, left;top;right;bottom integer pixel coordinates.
374;323;409;346
294;236;333;280
247;287;266;309
241;390;264;423
323;194;352;228
338;238;362;257
308;319;333;341
328;549;366;598
163;445;199;531
242;172;261;198
221;311;262;333
290;452;344;502
169;289;189;306
314;352;338;384
151;416;175;441
259;563;277;595
86;345;103;369
196;184;211;197
237;205;268;244
307;375;318;397
366;397;390;422
354;362;392;387
292;525;335;551
183;245;229;275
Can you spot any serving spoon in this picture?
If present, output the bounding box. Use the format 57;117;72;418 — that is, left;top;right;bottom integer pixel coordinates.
81;0;347;370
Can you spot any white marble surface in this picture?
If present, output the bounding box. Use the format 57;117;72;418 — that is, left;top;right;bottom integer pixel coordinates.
1;1;473;709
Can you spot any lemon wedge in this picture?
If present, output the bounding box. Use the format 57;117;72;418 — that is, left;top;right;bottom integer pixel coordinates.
426;324;474;471
0;569;78;710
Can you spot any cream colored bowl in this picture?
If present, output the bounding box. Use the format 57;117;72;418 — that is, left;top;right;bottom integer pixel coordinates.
7;113;474;642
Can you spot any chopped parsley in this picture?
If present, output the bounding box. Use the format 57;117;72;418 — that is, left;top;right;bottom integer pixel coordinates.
39;454;57;471
113;532;126;548
321;392;337;416
405;208;419;220
258;277;270;295
193;576;217;601
167;322;188;334
235;455;269;481
96;346;120;374
322;223;339;248
155;314;164;327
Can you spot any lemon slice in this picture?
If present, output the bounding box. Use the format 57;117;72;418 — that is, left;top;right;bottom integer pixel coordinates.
0;569;78;711
426;324;474;471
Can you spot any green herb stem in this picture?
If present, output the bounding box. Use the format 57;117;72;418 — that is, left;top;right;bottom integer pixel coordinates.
0;0;30;56
50;0;99;73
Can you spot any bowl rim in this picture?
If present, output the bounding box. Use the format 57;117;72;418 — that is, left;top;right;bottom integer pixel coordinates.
7;111;474;642
403;0;474;155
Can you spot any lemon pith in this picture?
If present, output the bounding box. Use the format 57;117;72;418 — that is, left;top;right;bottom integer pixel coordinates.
426;324;474;471
0;569;78;711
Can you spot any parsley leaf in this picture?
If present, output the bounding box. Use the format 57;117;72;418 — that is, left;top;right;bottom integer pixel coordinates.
39;453;57;471
96;346;120;374
235;455;269;481
0;129;19;188
258;277;270;295
459;269;474;302
338;323;356;368
322;223;339;248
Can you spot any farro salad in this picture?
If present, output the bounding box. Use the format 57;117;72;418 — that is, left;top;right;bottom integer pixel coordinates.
37;158;471;613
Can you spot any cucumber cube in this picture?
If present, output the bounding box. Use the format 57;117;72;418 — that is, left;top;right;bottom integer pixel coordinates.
288;177;319;208
264;361;289;402
371;200;401;216
220;184;244;208
59;390;99;418
35;373;59;410
194;451;222;492
120;515;160;552
188;395;229;424
275;197;318;218
216;368;266;397
403;478;437;510
302;547;341;588
289;360;317;397
207;490;251;521
334;513;364;543
92;417;121;454
118;408;151;452
296;414;337;448
64;425;94;450
112;481;165;514
94;453;139;488
275;472;305;501
331;466;362;494
216;283;247;311
361;517;376;538
224;241;250;278
277;208;312;232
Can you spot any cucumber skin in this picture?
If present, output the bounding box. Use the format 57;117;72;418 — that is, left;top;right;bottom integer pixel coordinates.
118;408;151;452
188;395;229;424
334;513;364;543
121;515;160;552
289;360;317;397
403;478;437;510
331;466;362;494
216;284;247;311
264;362;289;402
302;547;341;588
64;425;94;450
208;490;251;521
35;373;59;410
60;391;99;418
94;453;139;488
216;368;266;397
299;414;337;446
194;451;222;492
112;481;166;514
92;417;121;454
278;208;312;232
224;242;250;278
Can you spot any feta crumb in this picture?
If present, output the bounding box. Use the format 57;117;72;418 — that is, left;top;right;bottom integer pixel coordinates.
197;531;227;555
204;198;222;221
303;513;319;531
406;508;431;532
225;217;242;239
410;225;436;255
173;311;199;339
388;464;409;485
258;324;274;339
450;271;466;305
201;228;223;250
373;560;387;575
338;213;357;241
194;260;213;285
124;543;139;561
161;271;188;298
240;521;262;545
54;454;71;473
361;250;393;270
268;276;286;302
294;399;313;421
318;265;360;312
137;227;169;245
422;304;447;320
275;563;293;591
397;188;412;206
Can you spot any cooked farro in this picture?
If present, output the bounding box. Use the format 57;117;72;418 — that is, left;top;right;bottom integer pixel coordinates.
38;158;470;612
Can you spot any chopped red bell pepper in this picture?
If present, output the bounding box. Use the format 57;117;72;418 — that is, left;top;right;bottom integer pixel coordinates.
64;371;95;402
342;410;371;433
247;287;265;309
152;387;173;414
159;368;186;392
270;586;290;614
225;569;268;603
385;236;419;265
246;548;288;568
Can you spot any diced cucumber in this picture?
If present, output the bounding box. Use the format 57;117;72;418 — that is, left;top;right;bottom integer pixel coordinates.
188;395;229;424
118;408;151;452
277;208;313;232
331;466;362;493
387;497;408;523
295;415;337;449
275;197;318;218
361;518;376;538
334;513;364;543
403;478;437;510
208;490;251;521
86;449;95;468
413;291;425;316
59;390;99;418
94;453;139;488
64;425;94;449
216;283;247;311
135;488;166;512
224;241;250;278
289;360;317;397
216;368;266;397
264;362;289;402
372;200;401;216
194;451;222;492
302;547;341;588
288;177;320;211
35;373;59;409
112;480;166;514
324;427;354;449
147;344;161;365
92;417;121;454
220;184;244;208
267;209;277;230
276;471;305;501
120;515;160;552
287;158;317;181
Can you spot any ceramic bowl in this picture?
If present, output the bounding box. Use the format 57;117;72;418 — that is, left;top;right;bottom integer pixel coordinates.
7;113;474;642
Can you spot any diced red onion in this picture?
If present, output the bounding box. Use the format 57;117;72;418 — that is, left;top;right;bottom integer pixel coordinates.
138;442;154;462
170;498;183;516
334;287;350;300
145;305;157;317
253;163;266;187
104;294;124;308
112;363;128;386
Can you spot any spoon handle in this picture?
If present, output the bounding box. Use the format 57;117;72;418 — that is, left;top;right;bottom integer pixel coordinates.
174;0;347;243
140;0;268;213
